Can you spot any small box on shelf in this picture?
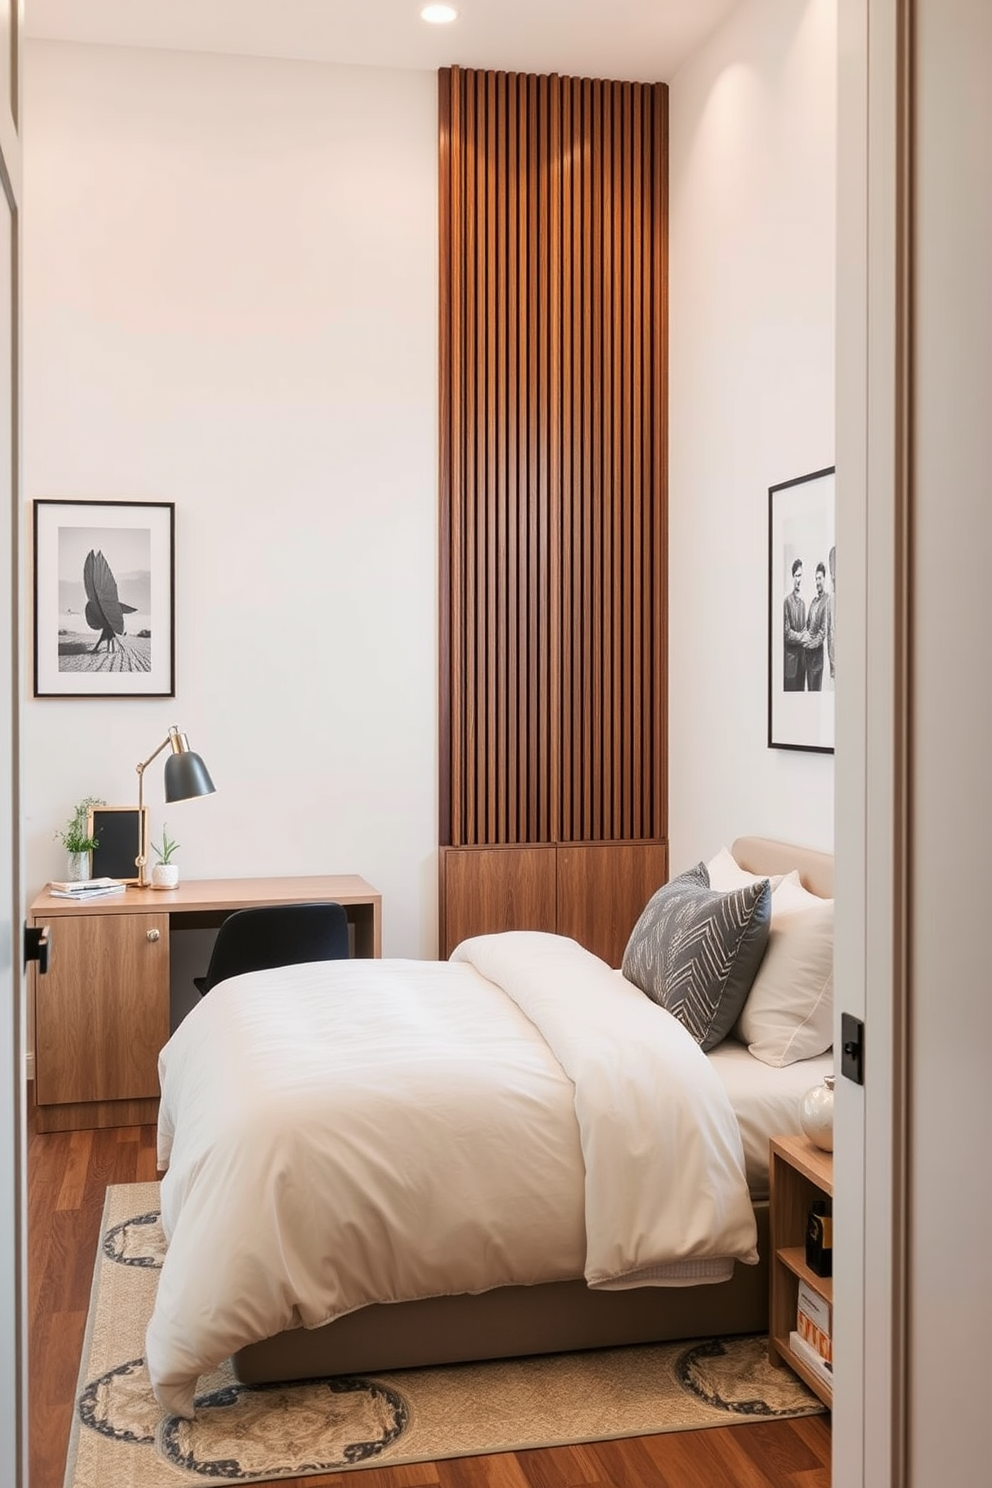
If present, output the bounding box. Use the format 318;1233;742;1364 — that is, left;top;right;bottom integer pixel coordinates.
805;1196;833;1277
790;1329;833;1391
797;1279;832;1363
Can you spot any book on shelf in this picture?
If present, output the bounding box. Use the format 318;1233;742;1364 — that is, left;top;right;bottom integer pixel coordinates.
797;1278;832;1363
48;878;126;899
790;1329;833;1389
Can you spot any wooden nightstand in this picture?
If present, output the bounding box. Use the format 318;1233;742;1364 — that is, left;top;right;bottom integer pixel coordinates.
768;1132;833;1407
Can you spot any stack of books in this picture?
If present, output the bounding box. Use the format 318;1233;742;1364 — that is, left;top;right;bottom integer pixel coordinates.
47;877;127;900
790;1278;832;1388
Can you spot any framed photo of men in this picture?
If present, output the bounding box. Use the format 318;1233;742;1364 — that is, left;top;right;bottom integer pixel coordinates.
768;466;836;753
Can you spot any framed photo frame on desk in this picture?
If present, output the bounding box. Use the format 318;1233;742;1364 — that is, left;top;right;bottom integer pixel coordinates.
88;806;148;884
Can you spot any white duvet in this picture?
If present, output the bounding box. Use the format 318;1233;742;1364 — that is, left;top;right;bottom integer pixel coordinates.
148;932;758;1417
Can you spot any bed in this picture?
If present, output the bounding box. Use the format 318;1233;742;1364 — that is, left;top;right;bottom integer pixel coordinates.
147;835;835;1418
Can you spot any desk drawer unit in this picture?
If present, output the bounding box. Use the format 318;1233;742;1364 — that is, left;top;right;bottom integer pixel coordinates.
32;908;170;1132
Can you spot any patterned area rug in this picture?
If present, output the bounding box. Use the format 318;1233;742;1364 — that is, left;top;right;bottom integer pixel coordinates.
64;1182;824;1487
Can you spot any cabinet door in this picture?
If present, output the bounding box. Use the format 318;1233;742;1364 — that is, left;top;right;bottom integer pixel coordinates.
34;912;170;1107
556;841;669;968
439;845;557;958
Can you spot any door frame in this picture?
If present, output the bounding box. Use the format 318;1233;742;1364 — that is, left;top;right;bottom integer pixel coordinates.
835;0;913;1483
0;0;25;1480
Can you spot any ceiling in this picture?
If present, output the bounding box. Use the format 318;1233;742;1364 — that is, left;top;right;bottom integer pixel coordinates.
23;0;744;84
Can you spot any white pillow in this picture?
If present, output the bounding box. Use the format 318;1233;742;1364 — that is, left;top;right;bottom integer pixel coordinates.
734;874;834;1067
706;845;788;893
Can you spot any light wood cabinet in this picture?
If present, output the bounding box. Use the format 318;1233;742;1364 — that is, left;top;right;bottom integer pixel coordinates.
768;1132;834;1407
33;909;170;1132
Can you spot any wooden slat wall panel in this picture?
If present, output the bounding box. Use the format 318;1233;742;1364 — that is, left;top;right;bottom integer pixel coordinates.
439;66;668;848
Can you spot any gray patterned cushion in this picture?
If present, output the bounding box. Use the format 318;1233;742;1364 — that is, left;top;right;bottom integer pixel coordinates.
622;863;772;1051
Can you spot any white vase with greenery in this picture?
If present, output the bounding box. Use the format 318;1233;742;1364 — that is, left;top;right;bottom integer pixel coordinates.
55;796;105;882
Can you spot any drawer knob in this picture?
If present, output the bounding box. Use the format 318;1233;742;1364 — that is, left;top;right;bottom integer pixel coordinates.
146;928;161;943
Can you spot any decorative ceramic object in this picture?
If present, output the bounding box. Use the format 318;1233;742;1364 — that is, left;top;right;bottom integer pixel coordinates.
800;1074;835;1152
66;851;90;882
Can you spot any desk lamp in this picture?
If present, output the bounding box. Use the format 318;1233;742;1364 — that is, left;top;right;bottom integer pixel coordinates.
134;726;215;887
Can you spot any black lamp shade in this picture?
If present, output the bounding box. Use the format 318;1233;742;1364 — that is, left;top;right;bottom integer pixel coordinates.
164;751;216;803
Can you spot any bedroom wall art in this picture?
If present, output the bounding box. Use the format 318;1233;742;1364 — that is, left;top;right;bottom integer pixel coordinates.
33;499;175;698
767;467;835;753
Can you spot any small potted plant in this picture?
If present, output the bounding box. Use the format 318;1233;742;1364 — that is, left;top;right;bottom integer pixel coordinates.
150;825;180;890
55;796;105;881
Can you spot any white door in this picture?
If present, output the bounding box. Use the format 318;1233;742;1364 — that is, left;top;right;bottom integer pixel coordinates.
834;3;905;1483
0;2;23;1483
836;1;992;1484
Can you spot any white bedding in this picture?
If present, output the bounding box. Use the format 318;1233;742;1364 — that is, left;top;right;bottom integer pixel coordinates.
148;932;758;1418
705;1041;834;1199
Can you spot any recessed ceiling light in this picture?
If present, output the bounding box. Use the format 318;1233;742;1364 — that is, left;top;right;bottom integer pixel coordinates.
421;4;458;23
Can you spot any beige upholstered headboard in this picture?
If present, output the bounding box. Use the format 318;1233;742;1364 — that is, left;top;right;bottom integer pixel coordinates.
731;835;834;899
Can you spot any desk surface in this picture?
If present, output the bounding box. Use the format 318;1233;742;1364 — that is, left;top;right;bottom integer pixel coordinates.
31;873;381;917
32;874;382;961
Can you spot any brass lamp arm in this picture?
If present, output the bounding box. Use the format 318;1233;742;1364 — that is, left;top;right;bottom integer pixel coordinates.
135;730;179;779
134;727;182;886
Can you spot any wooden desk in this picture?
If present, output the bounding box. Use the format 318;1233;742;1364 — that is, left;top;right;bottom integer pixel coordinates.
28;874;381;1133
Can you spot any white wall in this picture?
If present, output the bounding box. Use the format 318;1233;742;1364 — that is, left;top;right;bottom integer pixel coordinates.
667;0;836;873
22;8;838;968
22;42;439;957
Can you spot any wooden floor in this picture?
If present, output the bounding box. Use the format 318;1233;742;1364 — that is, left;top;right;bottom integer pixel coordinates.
28;1097;831;1488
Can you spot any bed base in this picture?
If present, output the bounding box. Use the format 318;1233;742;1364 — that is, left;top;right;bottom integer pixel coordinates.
233;1202;769;1384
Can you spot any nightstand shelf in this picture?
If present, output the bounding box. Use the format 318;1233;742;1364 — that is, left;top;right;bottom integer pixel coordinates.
768;1132;833;1408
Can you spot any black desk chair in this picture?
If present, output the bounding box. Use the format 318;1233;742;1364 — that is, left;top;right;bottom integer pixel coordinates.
194;901;351;996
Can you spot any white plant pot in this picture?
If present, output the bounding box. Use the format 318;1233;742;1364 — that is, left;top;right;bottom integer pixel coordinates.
66;851;90;882
151;863;180;890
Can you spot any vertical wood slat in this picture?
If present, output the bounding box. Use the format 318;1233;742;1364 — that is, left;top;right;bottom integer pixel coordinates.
439;66;668;849
438;74;453;848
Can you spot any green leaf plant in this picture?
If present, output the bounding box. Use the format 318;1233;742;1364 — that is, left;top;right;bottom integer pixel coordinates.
152;825;180;865
55;796;105;855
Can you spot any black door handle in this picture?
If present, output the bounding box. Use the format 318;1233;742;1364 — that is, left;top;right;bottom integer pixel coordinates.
24;924;50;975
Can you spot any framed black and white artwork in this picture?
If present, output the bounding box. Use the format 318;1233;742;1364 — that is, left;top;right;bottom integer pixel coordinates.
33;499;175;698
768;467;835;753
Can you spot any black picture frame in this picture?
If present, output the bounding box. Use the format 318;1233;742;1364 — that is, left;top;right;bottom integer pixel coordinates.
768;467;836;754
88;806;148;884
33;499;175;698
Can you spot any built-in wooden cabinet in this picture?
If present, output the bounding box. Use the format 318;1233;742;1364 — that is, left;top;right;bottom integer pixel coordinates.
440;845;557;956
556;842;670;963
438;69;670;959
440;840;668;965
